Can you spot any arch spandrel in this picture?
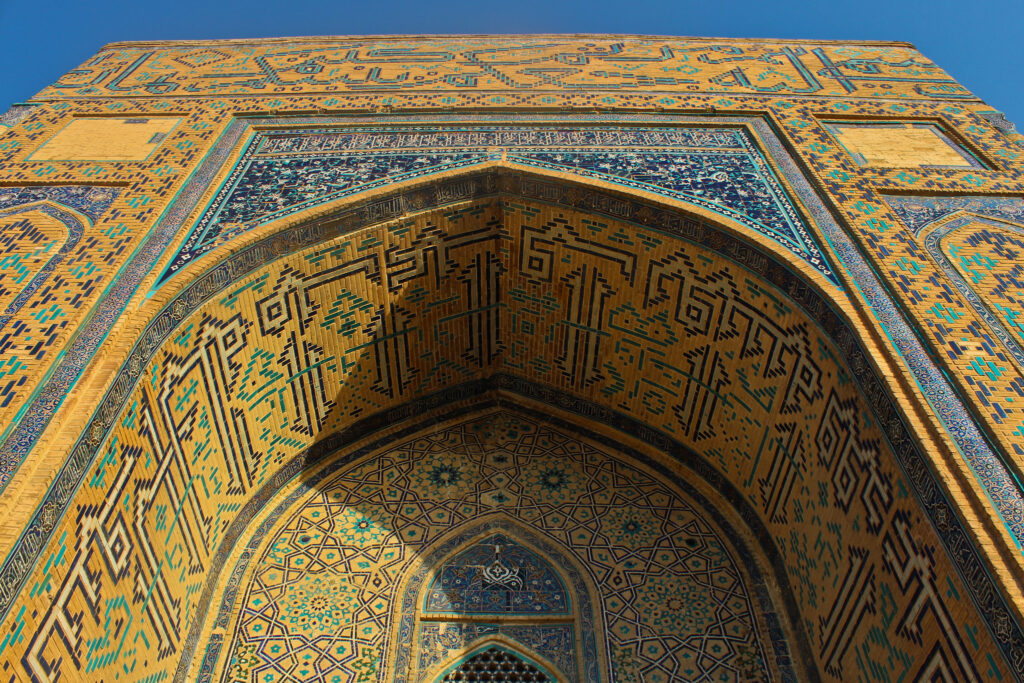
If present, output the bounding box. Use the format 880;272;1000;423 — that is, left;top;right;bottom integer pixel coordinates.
154;119;842;292
2;178;1022;683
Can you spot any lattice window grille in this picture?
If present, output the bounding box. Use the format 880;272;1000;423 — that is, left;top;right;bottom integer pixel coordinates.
441;646;553;683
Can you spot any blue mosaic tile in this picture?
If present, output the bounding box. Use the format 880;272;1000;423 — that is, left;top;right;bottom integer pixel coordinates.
159;126;838;284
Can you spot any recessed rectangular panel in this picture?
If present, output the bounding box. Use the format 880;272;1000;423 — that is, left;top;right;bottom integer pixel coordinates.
824;121;985;168
29;117;180;161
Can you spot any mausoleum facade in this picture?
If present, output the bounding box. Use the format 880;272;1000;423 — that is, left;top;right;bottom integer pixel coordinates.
0;35;1021;682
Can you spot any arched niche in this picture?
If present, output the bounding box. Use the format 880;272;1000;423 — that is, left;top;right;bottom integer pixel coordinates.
0;200;86;332
921;213;1024;374
8;170;1022;683
190;408;792;683
392;519;600;683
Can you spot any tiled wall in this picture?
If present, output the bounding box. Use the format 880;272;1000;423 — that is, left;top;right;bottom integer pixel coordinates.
0;36;1021;682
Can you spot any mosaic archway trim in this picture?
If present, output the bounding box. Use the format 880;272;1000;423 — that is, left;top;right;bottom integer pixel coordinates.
188;404;795;683
1;171;1022;683
0;185;121;223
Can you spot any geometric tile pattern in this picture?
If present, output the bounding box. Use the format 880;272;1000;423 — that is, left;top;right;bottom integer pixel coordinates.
211;413;774;683
161;125;837;284
0;211;69;323
36;38;970;101
1;197;1013;682
3;32;1024;683
116;116;1018;566
885;194;1024;236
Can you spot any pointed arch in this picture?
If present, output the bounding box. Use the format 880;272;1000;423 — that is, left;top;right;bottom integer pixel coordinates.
6;151;1021;683
388;514;607;683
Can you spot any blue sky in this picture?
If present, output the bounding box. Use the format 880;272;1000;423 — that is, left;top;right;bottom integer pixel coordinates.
1;0;1022;127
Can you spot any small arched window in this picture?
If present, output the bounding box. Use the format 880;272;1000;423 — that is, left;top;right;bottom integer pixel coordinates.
391;523;605;683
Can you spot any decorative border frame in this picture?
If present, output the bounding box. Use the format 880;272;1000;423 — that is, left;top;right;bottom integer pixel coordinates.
820;120;989;169
25;116;184;163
